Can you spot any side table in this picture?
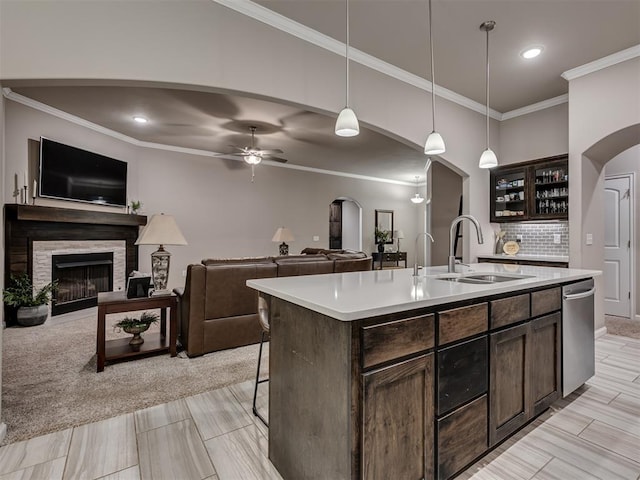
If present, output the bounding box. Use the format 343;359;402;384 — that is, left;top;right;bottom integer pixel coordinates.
371;251;408;270
97;291;177;372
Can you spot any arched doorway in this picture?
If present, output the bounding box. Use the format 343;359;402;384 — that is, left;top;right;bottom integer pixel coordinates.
329;197;362;251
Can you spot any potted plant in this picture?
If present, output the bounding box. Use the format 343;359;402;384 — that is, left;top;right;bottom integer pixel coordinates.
129;200;142;215
114;312;159;346
375;227;391;253
3;274;58;326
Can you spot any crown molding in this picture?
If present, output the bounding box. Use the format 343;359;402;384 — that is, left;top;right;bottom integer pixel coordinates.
561;44;640;81
2;88;416;186
500;94;569;121
212;0;502;120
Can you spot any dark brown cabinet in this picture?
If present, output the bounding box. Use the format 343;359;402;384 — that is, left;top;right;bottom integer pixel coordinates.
489;288;562;447
363;354;434;480
489;322;530;446
530;312;561;416
490;154;568;222
437;395;488;480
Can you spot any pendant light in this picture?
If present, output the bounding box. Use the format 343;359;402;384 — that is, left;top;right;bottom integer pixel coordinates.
410;176;425;204
424;0;445;155
335;0;360;137
479;21;498;169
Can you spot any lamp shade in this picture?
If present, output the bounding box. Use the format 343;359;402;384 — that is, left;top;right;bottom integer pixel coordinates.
394;230;405;239
424;131;446;155
135;213;188;246
479;148;498;169
411;194;425;204
335;107;360;137
272;227;295;243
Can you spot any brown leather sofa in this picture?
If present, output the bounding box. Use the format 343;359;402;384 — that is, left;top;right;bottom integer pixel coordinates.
175;250;372;357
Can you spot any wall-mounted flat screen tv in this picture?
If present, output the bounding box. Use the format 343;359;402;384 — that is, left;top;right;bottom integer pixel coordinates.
39;137;128;207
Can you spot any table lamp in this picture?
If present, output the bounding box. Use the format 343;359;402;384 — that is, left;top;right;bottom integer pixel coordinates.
394;230;405;252
272;227;295;256
135;213;187;296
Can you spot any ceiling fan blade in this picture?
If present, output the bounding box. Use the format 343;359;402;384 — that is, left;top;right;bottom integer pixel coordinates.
263;156;288;163
256;149;284;155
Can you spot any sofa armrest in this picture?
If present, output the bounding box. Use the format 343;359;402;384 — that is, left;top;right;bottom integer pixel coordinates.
172;287;185;298
179;264;206;357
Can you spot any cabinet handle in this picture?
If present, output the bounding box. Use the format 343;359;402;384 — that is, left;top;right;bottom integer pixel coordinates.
563;288;595;300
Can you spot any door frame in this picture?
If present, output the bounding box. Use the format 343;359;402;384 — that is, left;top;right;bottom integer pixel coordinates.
333;196;363;251
604;172;636;319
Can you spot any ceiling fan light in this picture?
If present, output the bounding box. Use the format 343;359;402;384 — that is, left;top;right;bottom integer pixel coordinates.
424;131;446;155
411;193;425;204
244;154;262;165
479;148;498;169
335;107;360;137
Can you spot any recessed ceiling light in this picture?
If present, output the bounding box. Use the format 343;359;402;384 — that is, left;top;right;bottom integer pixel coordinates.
133;116;148;124
521;46;543;59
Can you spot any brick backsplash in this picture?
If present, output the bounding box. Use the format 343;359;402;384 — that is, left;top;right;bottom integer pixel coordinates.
496;222;569;257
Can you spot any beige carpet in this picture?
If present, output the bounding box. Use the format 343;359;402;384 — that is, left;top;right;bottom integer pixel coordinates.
1;308;267;446
605;315;640;339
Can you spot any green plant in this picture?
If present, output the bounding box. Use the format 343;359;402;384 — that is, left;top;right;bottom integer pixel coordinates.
3;274;57;308
129;200;142;213
375;227;391;244
114;312;159;331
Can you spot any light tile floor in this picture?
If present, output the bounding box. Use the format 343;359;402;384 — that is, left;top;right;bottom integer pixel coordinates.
0;334;638;480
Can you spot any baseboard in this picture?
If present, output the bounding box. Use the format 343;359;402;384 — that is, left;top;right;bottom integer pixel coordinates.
595;326;607;338
0;422;6;444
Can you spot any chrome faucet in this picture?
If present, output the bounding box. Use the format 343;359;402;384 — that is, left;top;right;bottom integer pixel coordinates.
448;215;484;273
413;232;435;276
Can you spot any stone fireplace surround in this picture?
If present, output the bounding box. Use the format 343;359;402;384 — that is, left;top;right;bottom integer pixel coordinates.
4;204;147;323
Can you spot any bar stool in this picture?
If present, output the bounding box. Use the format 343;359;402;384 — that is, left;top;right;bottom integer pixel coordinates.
252;295;269;427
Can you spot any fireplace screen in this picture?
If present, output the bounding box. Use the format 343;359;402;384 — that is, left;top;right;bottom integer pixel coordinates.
51;252;114;315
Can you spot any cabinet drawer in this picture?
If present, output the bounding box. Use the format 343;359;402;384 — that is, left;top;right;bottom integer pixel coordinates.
439;303;488;345
531;287;561;317
437;395;488;480
362;315;434;368
438;336;488;415
490;293;530;329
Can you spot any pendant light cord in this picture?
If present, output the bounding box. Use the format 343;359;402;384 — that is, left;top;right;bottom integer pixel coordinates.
485;24;490;149
345;0;350;107
429;0;436;131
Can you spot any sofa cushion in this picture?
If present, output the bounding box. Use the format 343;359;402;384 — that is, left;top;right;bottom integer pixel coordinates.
326;252;367;260
202;257;273;266
275;255;334;277
204;263;277;319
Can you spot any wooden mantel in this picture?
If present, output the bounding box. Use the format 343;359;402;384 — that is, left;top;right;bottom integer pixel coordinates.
5;204;147;227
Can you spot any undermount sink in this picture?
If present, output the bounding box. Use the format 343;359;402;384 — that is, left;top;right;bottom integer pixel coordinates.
436;273;534;284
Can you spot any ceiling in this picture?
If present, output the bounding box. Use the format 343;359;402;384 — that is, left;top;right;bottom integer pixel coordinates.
5;1;639;183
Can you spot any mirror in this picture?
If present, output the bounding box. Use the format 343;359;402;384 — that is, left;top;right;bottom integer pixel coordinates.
375;210;394;244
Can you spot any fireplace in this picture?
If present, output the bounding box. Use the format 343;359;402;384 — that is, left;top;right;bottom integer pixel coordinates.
4;205;147;325
51;252;114;316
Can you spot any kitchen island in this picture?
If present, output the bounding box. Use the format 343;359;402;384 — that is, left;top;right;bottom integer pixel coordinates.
247;263;600;480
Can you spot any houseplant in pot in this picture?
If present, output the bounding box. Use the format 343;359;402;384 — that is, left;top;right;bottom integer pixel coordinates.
114;312;159;346
375;227;391;253
3;274;58;326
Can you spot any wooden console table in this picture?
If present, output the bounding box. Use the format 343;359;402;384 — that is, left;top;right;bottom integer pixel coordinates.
96;291;177;372
372;251;407;270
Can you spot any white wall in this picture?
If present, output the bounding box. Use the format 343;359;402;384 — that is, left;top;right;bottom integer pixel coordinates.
4;100;422;289
341;200;360;251
568;58;640;329
605;145;640;317
499;104;568;166
0;0;497;263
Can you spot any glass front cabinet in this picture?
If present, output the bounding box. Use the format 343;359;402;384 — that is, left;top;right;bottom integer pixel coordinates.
490;155;568;223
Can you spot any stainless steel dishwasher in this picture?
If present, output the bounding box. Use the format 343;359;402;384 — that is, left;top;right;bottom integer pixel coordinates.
562;278;596;397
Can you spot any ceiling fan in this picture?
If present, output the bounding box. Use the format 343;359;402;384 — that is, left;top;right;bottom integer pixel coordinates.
228;126;287;165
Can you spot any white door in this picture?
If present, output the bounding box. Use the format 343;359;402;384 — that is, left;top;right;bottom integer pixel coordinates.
604;176;632;317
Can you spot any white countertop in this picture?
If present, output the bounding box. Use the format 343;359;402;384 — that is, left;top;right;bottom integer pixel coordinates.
477;253;569;263
247;263;600;322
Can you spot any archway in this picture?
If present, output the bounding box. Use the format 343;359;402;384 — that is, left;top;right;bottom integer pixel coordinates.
329;197;363;251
